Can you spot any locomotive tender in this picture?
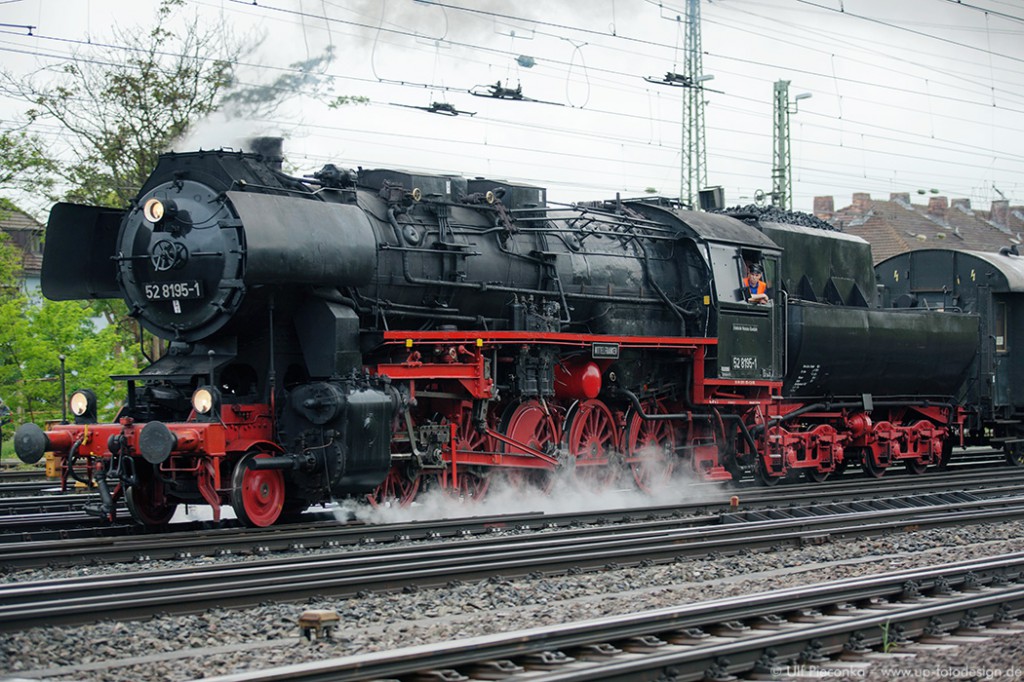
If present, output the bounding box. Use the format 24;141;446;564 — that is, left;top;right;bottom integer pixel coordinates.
14;143;983;527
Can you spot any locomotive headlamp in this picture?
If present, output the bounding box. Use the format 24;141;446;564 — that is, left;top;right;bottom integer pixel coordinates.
142;198;178;224
191;386;221;421
69;389;98;424
143;198;164;223
192;387;214;413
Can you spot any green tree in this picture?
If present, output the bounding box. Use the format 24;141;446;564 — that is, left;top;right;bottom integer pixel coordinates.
2;0;335;363
0;223;134;436
0;131;55;197
7;0;240;208
0;1;341;438
3;0;336;208
0;299;136;425
0;231;24;444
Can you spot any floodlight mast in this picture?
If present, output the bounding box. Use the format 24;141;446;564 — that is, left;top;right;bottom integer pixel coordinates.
771;80;811;211
680;0;707;209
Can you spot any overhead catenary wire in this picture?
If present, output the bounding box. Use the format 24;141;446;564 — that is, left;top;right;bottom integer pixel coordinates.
3;14;1022;146
0;0;1020;208
6;1;1024;121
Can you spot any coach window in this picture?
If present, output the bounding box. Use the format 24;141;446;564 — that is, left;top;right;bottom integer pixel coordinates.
994;301;1007;353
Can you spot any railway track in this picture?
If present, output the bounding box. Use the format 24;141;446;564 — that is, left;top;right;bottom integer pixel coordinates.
0;466;48;483
3;466;1023;569
0;447;1008;536
199;553;1024;682
0;491;104;515
5;483;1024;631
0;480;62;498
0;468;57;499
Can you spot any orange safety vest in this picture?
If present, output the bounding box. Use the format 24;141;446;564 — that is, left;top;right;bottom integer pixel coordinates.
743;277;767;298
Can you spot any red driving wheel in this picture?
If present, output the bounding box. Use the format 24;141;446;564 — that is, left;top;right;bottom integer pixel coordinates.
231;452;285;527
367;465;421;508
502;399;559;456
624;403;677;492
565;399;619;488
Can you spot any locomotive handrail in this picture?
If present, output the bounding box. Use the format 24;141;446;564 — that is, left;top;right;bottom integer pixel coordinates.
380;329;713;349
389;241;681;307
781;288;788;375
226;177;321;198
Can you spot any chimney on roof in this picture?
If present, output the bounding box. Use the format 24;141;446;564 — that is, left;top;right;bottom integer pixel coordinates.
992;199;1010;226
927;196;948;215
951;198;971;210
813;196;834;220
890;192;910;204
851;192;871;214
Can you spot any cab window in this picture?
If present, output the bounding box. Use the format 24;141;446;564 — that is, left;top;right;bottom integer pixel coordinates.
708;244;747;303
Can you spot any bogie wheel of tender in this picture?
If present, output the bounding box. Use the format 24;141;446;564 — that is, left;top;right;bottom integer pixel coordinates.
564;399;620;490
938;440;954;470
803;469;830;483
1005;441;1024;467
125;474;178;527
861;449;887;479
367;465;421;508
905;460;928;475
755;458;783;486
231;452;286;527
624;404;677;493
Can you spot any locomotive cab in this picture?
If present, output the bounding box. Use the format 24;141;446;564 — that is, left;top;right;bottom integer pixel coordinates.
705;242;784;382
661;210;785;382
617;202;785;383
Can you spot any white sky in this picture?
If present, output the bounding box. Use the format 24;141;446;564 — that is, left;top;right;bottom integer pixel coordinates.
1;0;1022;216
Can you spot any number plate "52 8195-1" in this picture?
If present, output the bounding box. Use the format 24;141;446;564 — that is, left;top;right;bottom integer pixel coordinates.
144;280;203;301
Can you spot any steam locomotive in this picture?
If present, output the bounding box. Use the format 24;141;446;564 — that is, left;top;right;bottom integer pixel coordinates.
13;142;996;527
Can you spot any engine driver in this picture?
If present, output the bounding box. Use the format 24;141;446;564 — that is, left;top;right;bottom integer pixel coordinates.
744;263;770;304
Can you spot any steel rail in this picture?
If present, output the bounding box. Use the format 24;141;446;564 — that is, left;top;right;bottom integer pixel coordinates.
0;468;48;482
0;492;101;514
0;481;61;497
4;492;1024;631
4;466;1019;569
1;459;1018;545
4;467;1023;568
196;553;1024;682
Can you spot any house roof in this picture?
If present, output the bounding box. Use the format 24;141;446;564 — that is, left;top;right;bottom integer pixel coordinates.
0;201;44;275
815;192;1022;264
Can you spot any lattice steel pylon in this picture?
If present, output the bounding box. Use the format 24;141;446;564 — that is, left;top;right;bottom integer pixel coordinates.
771;80;793;210
771;79;810;211
680;0;706;209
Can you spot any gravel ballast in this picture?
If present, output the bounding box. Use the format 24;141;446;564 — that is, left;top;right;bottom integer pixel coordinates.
4;519;1024;681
